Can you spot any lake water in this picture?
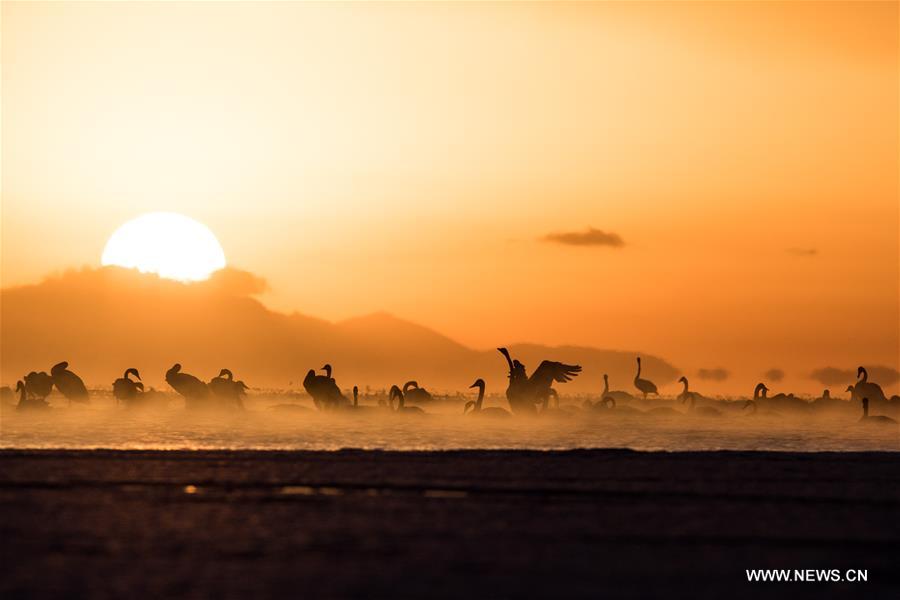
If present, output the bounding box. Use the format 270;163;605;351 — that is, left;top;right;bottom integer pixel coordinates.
2;393;898;452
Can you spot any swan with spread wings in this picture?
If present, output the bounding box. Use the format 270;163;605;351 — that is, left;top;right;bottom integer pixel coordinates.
497;347;581;415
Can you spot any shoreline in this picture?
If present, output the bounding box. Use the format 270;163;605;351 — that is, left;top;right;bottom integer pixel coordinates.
3;449;899;598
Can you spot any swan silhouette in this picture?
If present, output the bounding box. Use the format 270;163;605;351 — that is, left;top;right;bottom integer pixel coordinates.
464;379;511;418
858;397;897;426
232;381;249;409
113;368;144;405
303;366;348;410
209;369;247;408
24;371;53;402
682;393;721;417
602;374;637;403
584;374;625;409
590;391;645;416
592;396;616;411
16;380;49;411
165;364;210;408
676;376;693;404
534;388;582;417
51;362;89;405
743;383;781;417
497;347;581;415
759;383;811;413
633;357;658;399
853;367;887;403
343;385;374;413
209;368;234;396
402;381;434;404
389;385;425;415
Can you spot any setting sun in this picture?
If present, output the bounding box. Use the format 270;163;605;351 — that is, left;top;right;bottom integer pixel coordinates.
101;212;226;282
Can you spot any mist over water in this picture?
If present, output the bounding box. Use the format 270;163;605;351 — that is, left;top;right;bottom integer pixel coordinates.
2;392;897;452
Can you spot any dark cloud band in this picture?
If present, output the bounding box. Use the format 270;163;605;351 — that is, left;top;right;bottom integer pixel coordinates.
542;227;624;248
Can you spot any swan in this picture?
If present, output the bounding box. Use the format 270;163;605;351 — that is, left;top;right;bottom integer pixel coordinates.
594;396;616;411
342;385;376;413
51;361;89;405
853;367;887;403
534;388;575;418
633;357;658;399
857;397;897;426
113;368;144;405
583;378;643;414
676;376;693;404
464;379;512;418
16;380;49;411
584;375;613;409
208;369;247;408
584;374;633;407
761;384;810;413
232;380;249;410
402;381;434;405
744;383;781;417
166;363;210;408
497;347;581;415
208;368;234;397
584;375;610;410
682;393;721;417
389;385;426;415
303;367;349;411
587;394;640;416
603;374;637;403
24;371;53;402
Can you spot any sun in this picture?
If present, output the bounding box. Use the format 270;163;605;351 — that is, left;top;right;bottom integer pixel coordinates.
101;212;226;282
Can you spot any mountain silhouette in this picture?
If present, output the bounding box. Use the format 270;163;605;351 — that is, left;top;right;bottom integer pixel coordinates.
0;267;679;392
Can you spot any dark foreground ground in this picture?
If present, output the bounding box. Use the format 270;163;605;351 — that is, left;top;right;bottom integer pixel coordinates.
1;450;898;599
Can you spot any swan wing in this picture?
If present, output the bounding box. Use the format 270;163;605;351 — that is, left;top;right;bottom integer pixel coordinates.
529;360;582;388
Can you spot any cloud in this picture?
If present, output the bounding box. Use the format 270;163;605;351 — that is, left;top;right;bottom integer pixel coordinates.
697;368;729;381
786;247;817;257
764;368;785;382
811;366;900;387
205;267;269;296
542;227;624;248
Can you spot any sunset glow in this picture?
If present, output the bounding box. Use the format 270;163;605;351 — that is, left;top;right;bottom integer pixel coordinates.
2;0;897;394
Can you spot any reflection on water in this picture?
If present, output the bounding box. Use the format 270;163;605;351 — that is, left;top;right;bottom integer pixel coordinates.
1;393;897;452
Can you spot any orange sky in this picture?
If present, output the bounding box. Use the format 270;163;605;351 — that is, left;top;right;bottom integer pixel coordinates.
2;2;898;394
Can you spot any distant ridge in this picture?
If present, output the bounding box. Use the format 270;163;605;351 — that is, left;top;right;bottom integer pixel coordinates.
0;267;679;392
